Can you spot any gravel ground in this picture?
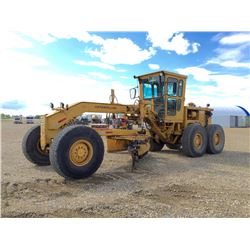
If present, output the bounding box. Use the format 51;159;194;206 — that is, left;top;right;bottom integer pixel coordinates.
1;120;250;217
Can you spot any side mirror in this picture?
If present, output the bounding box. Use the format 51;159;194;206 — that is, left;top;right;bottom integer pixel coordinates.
129;87;137;99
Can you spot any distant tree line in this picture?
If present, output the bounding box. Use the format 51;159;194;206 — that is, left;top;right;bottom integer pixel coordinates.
1;113;11;119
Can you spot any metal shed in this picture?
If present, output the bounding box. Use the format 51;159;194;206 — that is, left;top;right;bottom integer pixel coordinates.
212;106;250;128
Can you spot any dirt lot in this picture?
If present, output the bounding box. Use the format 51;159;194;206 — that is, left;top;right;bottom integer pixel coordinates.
1;120;250;217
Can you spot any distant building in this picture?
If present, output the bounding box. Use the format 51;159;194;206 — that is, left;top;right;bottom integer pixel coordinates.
212;106;250;128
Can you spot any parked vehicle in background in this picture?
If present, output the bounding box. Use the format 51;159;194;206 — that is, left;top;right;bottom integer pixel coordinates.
13;116;23;124
26;116;34;124
75;116;90;125
91;114;102;124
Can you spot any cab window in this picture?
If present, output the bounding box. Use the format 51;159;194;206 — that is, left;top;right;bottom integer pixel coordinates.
142;75;164;99
178;80;183;97
143;82;153;99
153;84;157;97
177;99;181;111
167;78;178;96
167;98;176;115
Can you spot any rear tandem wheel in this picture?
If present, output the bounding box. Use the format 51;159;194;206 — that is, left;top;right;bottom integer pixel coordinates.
206;124;225;154
182;123;208;157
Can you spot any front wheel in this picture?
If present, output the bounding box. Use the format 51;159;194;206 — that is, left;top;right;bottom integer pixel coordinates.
49;125;104;179
22;125;50;166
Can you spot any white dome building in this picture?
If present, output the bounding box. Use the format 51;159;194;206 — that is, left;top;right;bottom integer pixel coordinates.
212;106;250;128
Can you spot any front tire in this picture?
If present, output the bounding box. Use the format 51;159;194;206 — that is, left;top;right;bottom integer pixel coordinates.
22;125;50;166
206;124;225;154
182;124;208;157
49;125;104;179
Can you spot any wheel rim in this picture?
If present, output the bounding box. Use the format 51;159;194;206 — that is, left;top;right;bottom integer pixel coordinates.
213;132;221;146
193;133;203;149
69;139;93;167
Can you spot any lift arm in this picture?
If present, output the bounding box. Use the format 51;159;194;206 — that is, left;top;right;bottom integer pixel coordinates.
40;101;137;150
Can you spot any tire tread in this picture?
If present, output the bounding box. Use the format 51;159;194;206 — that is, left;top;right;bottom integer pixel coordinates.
182;123;207;157
49;125;104;179
22;125;50;166
206;124;225;154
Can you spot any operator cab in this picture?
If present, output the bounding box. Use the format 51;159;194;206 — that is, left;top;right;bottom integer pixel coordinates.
133;71;187;122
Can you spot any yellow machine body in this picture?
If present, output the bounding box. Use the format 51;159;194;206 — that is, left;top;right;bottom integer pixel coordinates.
22;69;225;179
40;70;213;153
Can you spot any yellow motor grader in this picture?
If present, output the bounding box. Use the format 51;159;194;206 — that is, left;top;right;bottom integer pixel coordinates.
22;70;225;179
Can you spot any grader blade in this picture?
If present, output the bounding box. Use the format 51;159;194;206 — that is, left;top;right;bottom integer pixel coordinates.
128;140;150;171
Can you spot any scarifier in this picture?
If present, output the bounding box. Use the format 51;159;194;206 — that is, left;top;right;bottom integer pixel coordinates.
22;70;225;179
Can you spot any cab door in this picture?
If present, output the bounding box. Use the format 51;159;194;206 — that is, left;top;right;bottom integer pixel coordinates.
141;75;165;120
165;76;185;122
152;75;165;120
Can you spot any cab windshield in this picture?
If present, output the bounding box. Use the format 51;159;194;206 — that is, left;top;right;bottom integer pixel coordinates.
142;75;164;99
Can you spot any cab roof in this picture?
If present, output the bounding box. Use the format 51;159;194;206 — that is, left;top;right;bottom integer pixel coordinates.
134;70;187;79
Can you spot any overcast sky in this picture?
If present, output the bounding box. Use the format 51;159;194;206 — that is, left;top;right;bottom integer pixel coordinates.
1;31;249;115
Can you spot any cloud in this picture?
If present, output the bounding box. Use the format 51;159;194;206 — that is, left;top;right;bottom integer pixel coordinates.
0;32;137;115
20;31;104;45
206;42;250;69
73;60;116;70
1;49;49;79
19;31;56;44
186;75;250;110
176;67;212;81
49;31;105;45
2;32;33;50
147;32;200;55
2;31;249;115
88;72;112;80
73;60;127;72
207;59;250;69
213;46;245;61
219;33;250;45
0;57;133;116
148;64;160;70
176;66;250;110
21;31;156;65
85;38;156;65
0;100;26;110
192;42;200;53
116;69;127;72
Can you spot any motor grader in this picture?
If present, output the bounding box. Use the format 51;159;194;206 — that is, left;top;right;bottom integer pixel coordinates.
22;70;225;179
